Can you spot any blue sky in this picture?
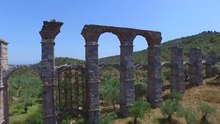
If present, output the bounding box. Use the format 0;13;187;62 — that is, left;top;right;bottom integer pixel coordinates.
0;0;220;64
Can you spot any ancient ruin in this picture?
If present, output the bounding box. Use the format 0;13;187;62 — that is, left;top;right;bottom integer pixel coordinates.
170;47;185;93
189;48;203;86
0;21;211;124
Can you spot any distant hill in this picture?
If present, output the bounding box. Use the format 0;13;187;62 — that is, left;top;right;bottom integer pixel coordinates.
55;57;84;66
99;31;220;64
53;31;220;65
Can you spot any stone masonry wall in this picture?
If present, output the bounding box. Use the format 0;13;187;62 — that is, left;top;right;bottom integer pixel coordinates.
189;48;203;86
0;40;8;124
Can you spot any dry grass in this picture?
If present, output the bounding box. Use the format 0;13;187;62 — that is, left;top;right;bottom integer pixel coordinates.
112;78;220;124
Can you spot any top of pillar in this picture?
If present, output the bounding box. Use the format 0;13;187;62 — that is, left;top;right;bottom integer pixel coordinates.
0;39;8;45
39;20;63;41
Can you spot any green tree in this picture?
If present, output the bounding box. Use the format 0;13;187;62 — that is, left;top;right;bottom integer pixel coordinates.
160;90;182;122
100;79;119;110
8;69;42;113
129;100;151;124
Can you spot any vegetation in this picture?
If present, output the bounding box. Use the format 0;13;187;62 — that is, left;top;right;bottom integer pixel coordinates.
160;91;182;122
177;106;198;124
99;31;220;63
99;112;117;124
129;100;151;124
8;68;43;124
100;79;119;110
199;103;215;123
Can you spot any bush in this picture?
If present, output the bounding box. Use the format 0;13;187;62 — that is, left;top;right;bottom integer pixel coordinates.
177;106;198;124
198;103;215;122
169;90;183;101
129;100;151;124
99;112;117;124
160;91;182;122
160;99;181;121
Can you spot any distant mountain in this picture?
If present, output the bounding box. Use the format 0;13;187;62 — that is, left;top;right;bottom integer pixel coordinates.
99;31;220;64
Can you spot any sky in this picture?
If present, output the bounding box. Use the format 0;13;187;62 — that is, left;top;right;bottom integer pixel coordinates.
0;0;220;64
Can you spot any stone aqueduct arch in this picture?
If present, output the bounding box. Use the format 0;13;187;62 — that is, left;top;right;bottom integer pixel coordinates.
81;25;162;123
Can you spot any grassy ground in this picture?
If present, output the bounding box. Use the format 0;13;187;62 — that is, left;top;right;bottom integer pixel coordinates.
113;78;220;124
9;103;42;124
8;78;220;124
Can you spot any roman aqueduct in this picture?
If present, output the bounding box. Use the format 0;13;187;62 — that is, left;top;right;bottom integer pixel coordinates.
0;21;217;124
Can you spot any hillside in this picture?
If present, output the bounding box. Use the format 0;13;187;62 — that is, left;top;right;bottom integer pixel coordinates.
99;31;220;64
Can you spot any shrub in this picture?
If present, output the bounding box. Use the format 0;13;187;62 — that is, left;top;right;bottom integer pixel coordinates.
160;99;181;122
199;103;215;122
99;112;117;124
129;100;151;124
160;91;182;122
177;106;198;124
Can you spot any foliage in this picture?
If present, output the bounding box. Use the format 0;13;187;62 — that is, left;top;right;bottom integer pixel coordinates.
129;100;151;124
160;91;182;122
8;68;42;113
10;103;43;124
100;79;120;109
134;81;147;100
162;67;170;84
55;57;84;66
177;106;198;124
169;90;183;101
160;99;181;121
198;103;215;121
99;112;117;124
99;31;220;63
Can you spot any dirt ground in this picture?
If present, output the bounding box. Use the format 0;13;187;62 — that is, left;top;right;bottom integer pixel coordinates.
113;78;220;124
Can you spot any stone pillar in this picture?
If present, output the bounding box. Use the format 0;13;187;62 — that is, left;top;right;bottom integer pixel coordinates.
170;47;185;93
0;40;8;124
147;45;162;108
205;55;218;78
39;20;63;124
82;34;100;124
119;33;135;117
2;79;8;124
189;48;203;86
0;40;8;71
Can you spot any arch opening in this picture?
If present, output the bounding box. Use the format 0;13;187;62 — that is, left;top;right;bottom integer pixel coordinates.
98;32;121;114
6;68;43;124
56;68;86;124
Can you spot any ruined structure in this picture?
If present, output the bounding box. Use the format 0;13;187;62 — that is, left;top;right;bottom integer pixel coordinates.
81;25;162;123
0;21;63;124
189;48;203;86
204;55;219;78
0;40;8;124
170;47;185;93
0;21;208;124
40;21;63;124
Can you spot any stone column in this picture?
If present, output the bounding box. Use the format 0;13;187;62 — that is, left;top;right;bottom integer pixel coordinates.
82;33;100;124
2;79;8;124
119;33;135;117
39;20;63;124
205;55;218;78
189;48;203;86
147;44;162;108
0;40;8;124
170;47;185;93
